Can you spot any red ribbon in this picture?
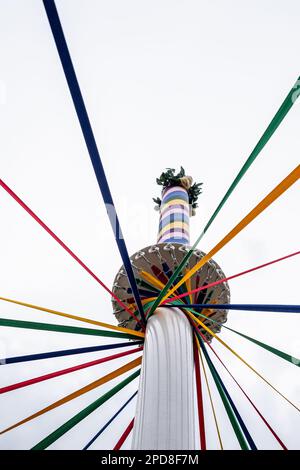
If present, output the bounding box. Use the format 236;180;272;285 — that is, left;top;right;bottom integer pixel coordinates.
0;179;141;327
0;347;143;394
194;323;287;450
163;251;300;303
113;418;135;450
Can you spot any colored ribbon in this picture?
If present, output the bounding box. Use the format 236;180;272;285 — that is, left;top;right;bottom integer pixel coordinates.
198;336;257;450
0;347;142;394
0;179;141;326
127;288;158;298
140;271;166;291
197;77;300;239
113;419;135;450
0;341;143;366
185;269;193;304
147;77;300;314
185;305;300;367
137;278;160;293
83;391;138;450
0;317;140;340
0;357;141;435
144;293;299;368
202;76;300;236
157;165;300;306
197;331;288;450
227;329;299;366
42;0;145;325
187;310;300;412
0;296;144;338
196;336;223;450
168;303;300;313
163;250;300;302
140;269;185;307
31;370;140;450
194;336;249;449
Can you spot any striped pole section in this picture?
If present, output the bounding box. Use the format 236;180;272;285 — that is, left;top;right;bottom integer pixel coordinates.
132;184;196;450
157;186;190;245
131;307;195;449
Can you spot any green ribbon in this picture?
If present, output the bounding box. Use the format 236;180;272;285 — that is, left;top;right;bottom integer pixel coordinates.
148;77;300;318
31;369;140;450
0;317;141;341
226;327;299;366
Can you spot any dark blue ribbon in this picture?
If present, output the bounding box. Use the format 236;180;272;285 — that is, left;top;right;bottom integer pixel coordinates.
0;341;143;365
82;391;138;450
165;303;300;313
42;0;145;325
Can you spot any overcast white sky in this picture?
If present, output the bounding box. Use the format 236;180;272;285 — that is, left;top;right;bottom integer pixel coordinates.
0;0;299;450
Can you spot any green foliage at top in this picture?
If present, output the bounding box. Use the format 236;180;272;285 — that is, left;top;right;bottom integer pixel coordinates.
156;167;186;187
153;167;203;210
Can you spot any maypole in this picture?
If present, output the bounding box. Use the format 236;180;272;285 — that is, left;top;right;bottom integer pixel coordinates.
0;0;299;452
112;168;231;449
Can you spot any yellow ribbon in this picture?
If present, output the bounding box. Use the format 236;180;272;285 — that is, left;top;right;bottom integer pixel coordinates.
140;271;166;290
0;296;144;338
185;269;193;304
188;311;299;412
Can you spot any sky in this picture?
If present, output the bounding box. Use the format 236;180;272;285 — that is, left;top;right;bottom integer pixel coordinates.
0;0;299;450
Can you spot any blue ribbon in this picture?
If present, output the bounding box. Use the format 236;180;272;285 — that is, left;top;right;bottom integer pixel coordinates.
42;0;145;325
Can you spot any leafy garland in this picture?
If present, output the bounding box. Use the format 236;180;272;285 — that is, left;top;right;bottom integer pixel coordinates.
153;167;203;211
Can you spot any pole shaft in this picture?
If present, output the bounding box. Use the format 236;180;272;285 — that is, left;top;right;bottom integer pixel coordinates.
131;307;195;449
